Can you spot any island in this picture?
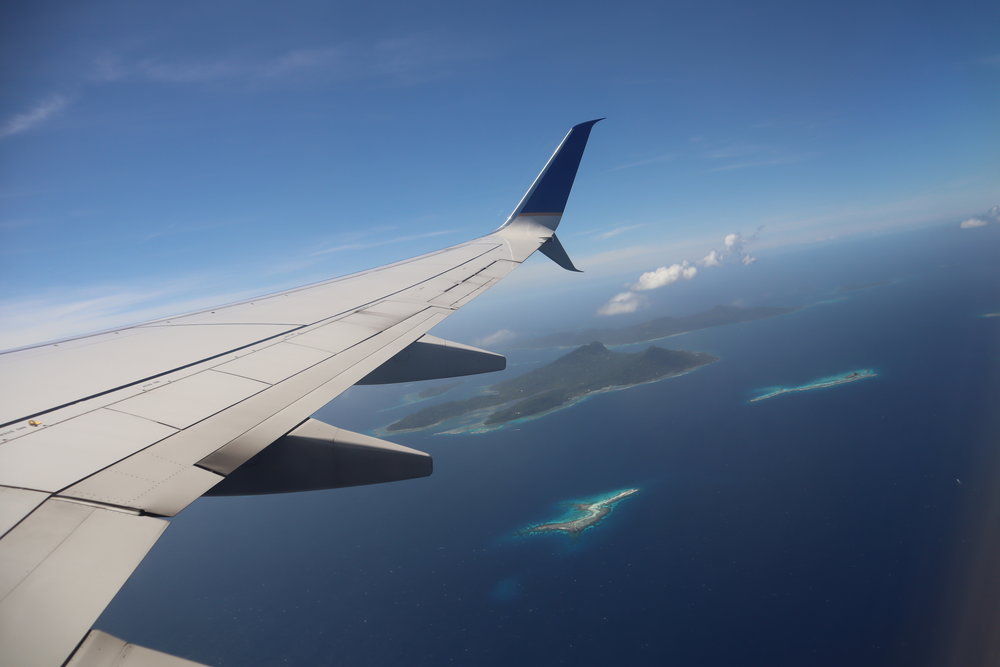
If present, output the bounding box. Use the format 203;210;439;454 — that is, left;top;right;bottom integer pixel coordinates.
385;342;717;433
520;488;639;538
522;304;796;348
415;381;463;399
749;368;877;403
402;381;463;405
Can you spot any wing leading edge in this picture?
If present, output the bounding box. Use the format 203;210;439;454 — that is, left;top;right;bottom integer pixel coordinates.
0;119;602;666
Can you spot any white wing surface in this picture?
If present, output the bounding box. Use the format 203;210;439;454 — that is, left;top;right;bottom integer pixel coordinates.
0;119;602;666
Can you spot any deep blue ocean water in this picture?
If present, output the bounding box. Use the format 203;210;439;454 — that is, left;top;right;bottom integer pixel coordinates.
99;223;999;666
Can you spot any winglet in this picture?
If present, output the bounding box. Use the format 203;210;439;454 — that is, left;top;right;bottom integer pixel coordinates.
539;234;582;272
501;118;603;232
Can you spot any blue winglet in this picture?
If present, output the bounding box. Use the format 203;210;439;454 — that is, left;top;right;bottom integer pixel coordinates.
497;120;602;271
506;118;603;223
539;234;582;272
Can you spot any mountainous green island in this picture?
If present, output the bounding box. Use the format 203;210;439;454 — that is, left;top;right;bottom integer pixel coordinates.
520;488;640;538
384;342;717;434
522;304;795;348
750;368;877;403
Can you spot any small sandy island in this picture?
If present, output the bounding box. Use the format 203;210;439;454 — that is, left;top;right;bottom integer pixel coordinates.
520;488;639;538
750;368;877;403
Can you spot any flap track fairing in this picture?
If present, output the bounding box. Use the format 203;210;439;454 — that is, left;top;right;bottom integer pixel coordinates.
356;334;505;385
207;419;431;496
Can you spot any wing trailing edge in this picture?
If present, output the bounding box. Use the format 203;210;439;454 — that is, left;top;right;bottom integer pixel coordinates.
67;630;209;666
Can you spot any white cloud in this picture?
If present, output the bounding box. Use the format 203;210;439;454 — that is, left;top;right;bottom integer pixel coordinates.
93;35;471;89
262;47;343;78
596;224;645;240
959;217;988;229
632;262;697;291
705;156;800;172
598;259;699;316
716;228;762;265
0;96;70;139
958;205;998;229
597;292;641;316
594;227;763;316
702;143;802;172
611;153;675;171
474;328;516;348
94;52;323;85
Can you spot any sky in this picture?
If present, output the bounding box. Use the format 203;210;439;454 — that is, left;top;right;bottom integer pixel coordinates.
1;0;998;349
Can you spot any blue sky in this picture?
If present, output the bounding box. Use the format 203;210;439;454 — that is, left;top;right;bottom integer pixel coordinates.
1;0;998;348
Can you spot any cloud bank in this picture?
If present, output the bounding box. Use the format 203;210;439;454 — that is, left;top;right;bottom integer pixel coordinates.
597;228;762;316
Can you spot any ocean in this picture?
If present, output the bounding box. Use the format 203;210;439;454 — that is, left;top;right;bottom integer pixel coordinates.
98;222;1000;666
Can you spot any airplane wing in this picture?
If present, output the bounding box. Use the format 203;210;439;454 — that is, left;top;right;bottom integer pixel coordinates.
0;119;602;666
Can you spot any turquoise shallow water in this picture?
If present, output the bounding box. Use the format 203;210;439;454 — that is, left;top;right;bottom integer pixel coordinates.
749;367;878;402
98;224;1000;666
